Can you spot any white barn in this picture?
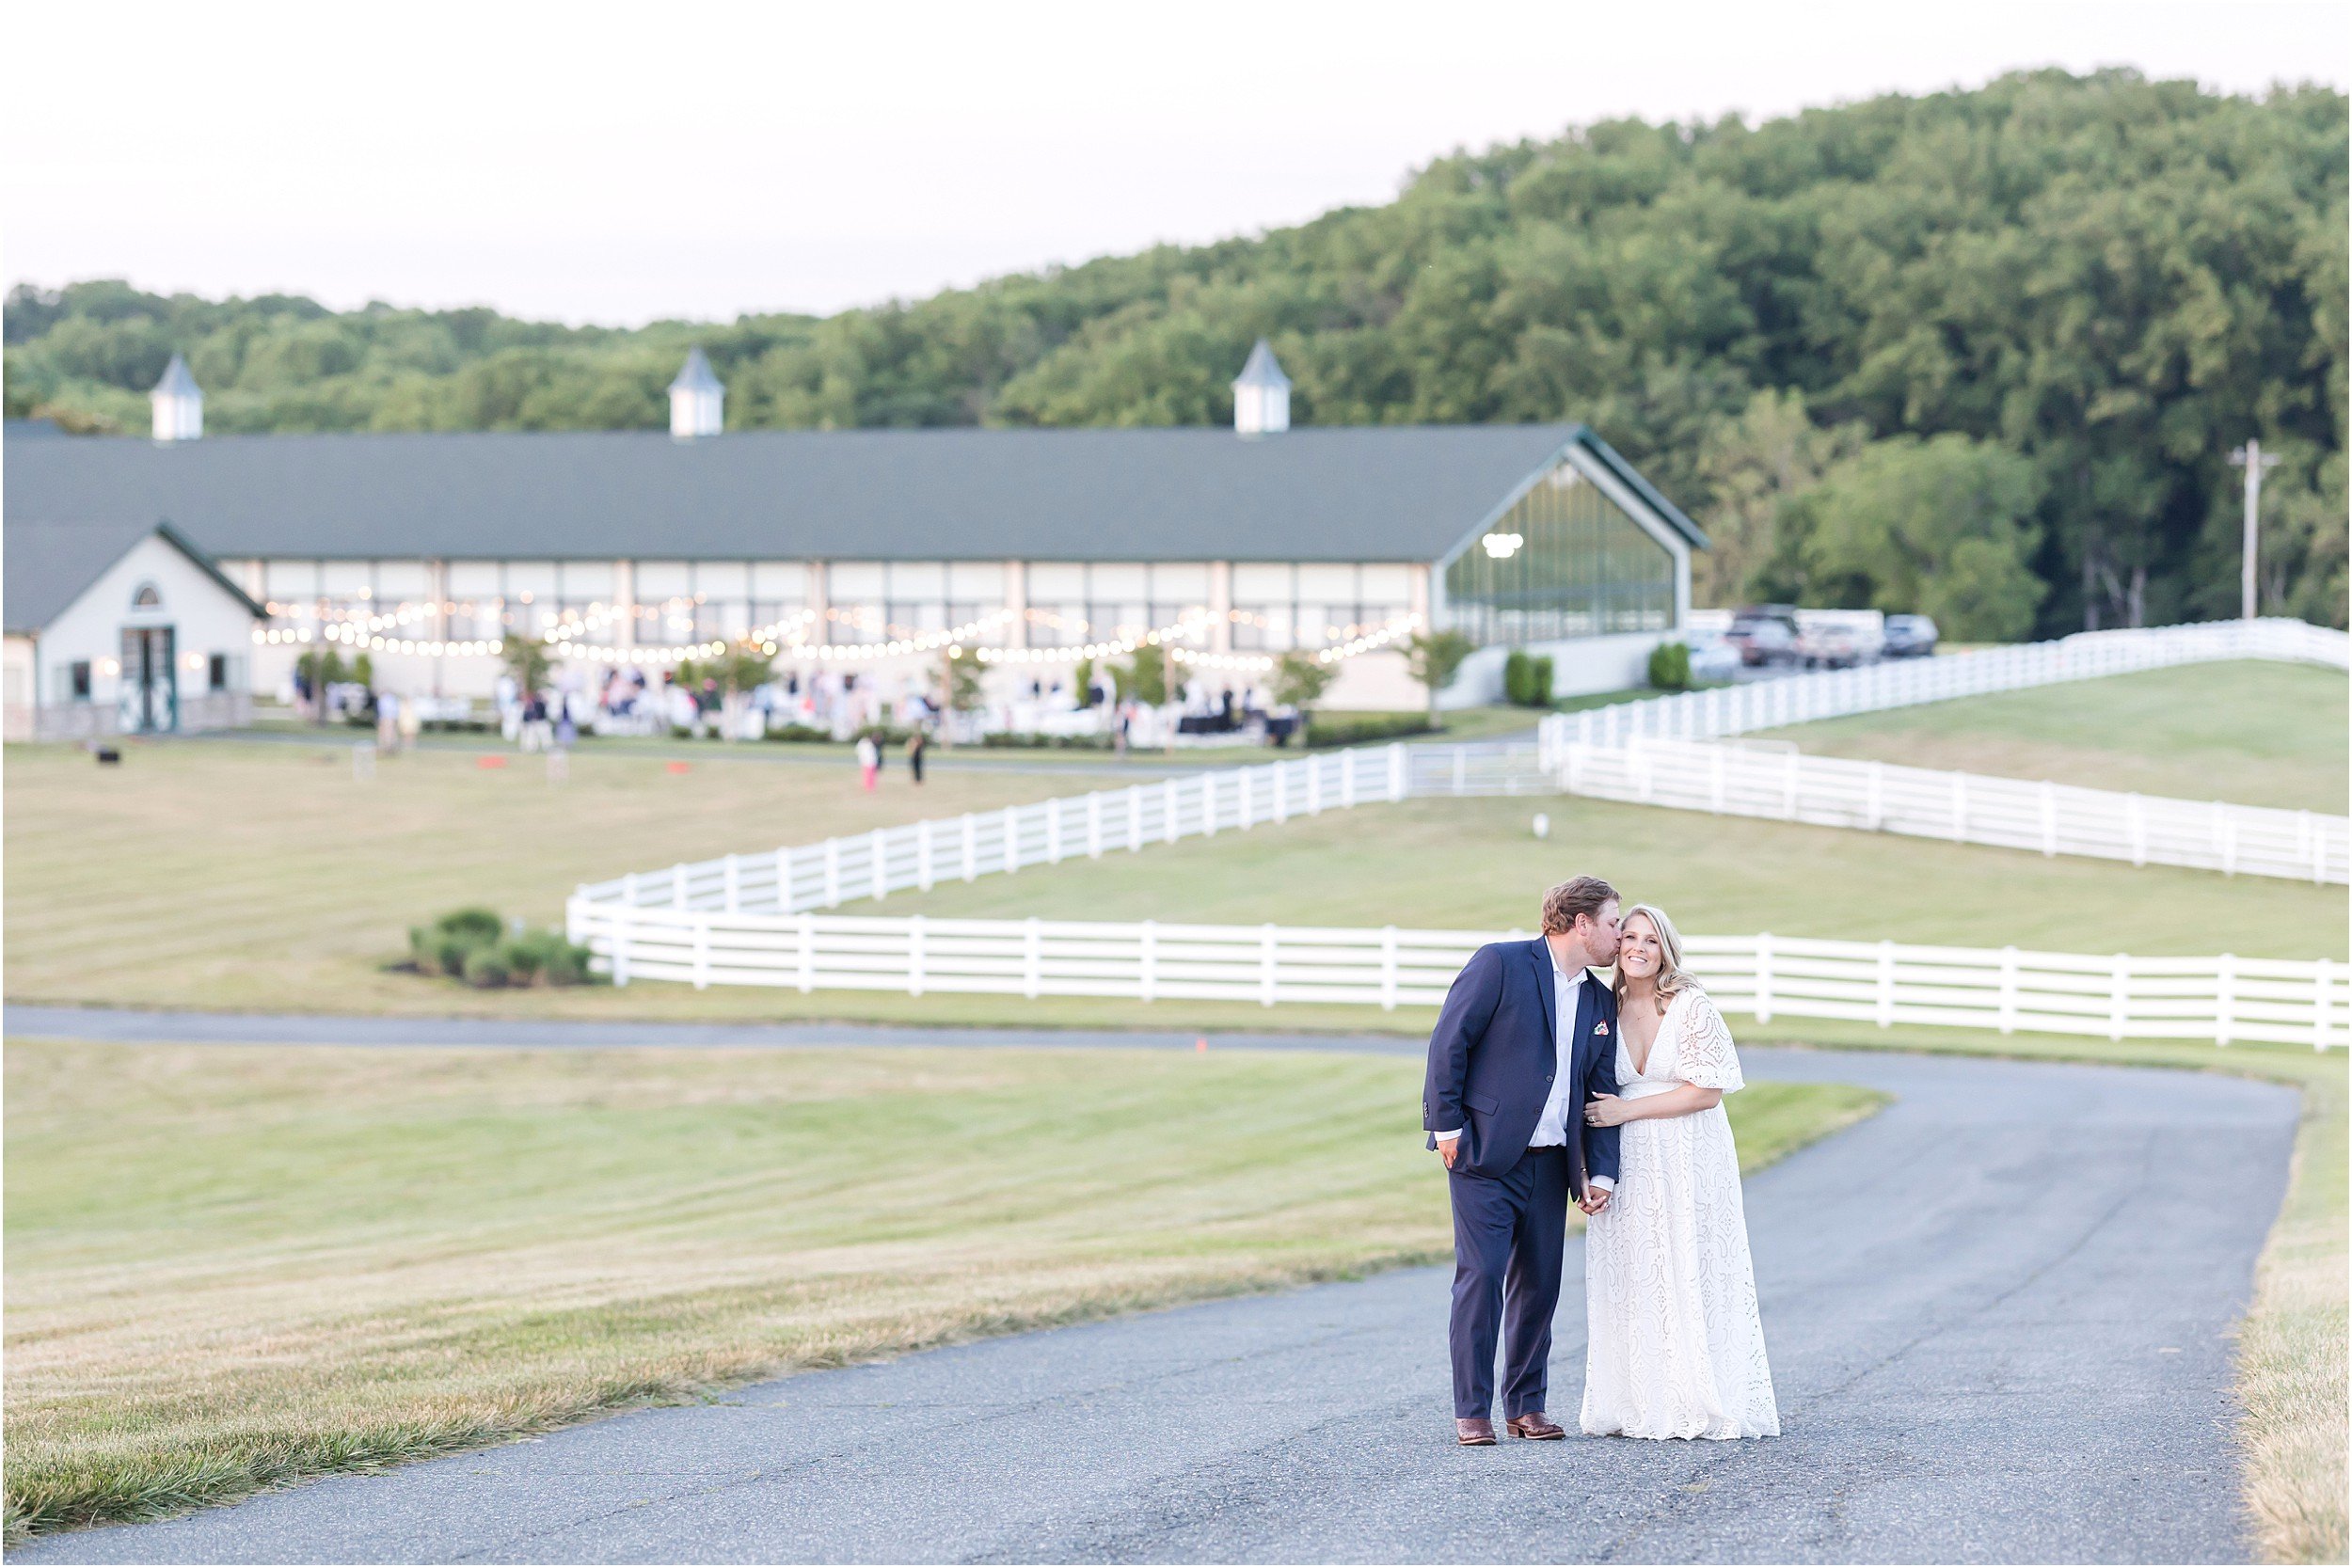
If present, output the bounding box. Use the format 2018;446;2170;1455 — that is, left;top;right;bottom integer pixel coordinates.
4;345;1709;723
3;512;263;740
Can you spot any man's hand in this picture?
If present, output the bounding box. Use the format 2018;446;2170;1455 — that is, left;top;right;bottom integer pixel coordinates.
1579;1187;1612;1215
1437;1134;1460;1169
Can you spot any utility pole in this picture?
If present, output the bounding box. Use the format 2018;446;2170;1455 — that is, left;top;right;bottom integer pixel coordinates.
2229;439;2280;622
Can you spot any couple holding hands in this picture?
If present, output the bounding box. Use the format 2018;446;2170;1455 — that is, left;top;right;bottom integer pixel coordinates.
1422;876;1778;1445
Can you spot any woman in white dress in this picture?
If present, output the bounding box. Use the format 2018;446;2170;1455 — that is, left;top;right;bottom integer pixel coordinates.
1580;903;1779;1439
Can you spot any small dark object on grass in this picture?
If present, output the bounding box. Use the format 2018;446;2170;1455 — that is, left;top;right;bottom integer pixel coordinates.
93;747;121;765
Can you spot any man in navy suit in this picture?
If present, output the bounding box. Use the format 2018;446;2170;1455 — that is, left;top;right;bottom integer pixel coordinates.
1422;876;1625;1444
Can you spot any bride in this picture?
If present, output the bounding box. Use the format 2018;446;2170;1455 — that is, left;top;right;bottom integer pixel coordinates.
1580;903;1779;1439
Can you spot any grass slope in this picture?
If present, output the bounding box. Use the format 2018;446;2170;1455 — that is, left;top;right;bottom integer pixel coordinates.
1;1040;1881;1543
1763;660;2348;814
882;793;2347;959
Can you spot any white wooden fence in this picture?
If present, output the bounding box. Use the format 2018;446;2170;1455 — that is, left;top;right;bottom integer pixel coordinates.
573;741;1553;915
1538;616;2349;751
559;906;2347;1051
1555;737;2348;884
566;617;2349;927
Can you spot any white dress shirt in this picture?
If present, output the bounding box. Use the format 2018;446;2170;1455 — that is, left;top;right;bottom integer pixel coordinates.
1437;950;1615;1192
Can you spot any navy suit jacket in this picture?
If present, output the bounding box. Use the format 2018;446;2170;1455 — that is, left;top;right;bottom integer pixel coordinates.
1422;938;1622;1195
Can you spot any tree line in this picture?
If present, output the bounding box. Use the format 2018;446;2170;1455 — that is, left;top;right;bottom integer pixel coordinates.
7;69;2344;635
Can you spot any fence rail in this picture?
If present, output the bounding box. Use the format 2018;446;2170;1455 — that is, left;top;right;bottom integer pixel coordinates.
560;907;2347;1051
1538;617;2349;752
1555;737;2348;884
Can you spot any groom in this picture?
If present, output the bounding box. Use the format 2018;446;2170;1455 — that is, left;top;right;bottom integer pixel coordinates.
1422;876;1624;1445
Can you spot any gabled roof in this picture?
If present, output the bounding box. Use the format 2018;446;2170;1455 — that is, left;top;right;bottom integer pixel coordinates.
1232;338;1290;389
152;353;201;397
3;422;1708;564
668;348;723;393
5;518;264;635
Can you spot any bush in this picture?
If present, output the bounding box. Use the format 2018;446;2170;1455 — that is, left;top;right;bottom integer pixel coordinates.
405;909;595;987
1648;641;1692;691
461;947;512;988
1503;651;1554;707
1301;713;1438;749
977;731;1115;750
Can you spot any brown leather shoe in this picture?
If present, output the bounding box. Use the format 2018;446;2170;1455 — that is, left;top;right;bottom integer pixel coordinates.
1455;1417;1497;1445
1505;1412;1565;1439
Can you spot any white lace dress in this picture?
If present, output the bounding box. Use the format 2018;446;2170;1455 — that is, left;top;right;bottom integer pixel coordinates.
1581;988;1780;1439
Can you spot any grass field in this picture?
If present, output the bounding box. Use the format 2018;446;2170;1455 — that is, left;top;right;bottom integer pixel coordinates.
6;740;2343;1035
1764;660;2348;814
0;1039;1881;1543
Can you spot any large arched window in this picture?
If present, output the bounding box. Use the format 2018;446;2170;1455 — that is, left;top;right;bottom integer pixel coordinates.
131;582;163;609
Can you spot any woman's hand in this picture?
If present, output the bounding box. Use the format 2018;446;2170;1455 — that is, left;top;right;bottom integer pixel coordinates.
1583;1093;1629;1128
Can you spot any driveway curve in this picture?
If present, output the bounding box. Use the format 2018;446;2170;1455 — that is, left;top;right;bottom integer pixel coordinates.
6;1025;2296;1564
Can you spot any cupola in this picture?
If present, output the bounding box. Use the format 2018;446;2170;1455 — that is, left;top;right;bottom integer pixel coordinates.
668;347;724;439
1232;338;1291;437
151;353;202;441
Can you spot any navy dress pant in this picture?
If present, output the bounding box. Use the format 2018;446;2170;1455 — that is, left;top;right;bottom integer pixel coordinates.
1447;1144;1570;1420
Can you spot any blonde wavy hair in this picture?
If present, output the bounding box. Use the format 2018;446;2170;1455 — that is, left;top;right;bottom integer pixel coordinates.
1613;902;1703;1012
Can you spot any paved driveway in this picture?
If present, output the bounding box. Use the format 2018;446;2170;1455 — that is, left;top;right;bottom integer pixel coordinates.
6;1026;2294;1563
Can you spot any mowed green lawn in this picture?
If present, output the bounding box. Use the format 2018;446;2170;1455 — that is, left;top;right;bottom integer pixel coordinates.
1;1039;1882;1541
884;792;2348;960
2;738;1076;1014
1763;660;2348;814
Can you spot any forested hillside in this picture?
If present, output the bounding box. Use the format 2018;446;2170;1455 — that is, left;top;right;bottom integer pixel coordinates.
7;70;2344;633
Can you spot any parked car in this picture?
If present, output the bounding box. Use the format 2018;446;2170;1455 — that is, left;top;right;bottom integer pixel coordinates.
1688;636;1743;683
1796;623;1866;669
1883;614;1940;658
1726;607;1801;667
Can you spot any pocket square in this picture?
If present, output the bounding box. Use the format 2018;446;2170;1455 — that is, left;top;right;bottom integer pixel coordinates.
1593;1022;1609;1035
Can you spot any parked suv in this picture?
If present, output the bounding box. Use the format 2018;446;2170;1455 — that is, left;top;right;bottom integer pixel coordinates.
1883;614;1940;658
1726;607;1801;667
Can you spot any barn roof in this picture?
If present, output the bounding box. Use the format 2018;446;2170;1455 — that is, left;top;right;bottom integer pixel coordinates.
2;423;1705;563
5;519;263;635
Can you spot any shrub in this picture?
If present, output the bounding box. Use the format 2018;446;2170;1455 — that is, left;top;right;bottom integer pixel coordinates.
1648;641;1692;691
1503;651;1554;706
461;947;511;988
409;907;504;975
499;927;593;986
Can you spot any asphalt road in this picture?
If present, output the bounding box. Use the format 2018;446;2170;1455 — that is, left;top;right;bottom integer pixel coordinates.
8;1029;2296;1564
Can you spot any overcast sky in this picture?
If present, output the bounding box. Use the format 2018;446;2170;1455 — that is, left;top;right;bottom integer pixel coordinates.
5;0;2345;325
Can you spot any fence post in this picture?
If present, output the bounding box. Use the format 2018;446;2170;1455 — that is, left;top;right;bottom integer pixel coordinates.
1877;940;1896;1028
1998;945;2019;1035
962;814;978;882
1006;804;1023;872
870;828;888;900
723;853;740;914
1128;785;1145;850
917;819;935;891
1381;926;1399;1011
1260;924;1279;1007
908;915;925;997
2039;782;2058;858
2109;953;2129;1042
2216;952;2234;1047
612;911;631;988
1024;917;1041;999
1087;792;1104;856
1139;919;1156;1004
623;870;641;909
672;863;688;910
1950;772;1968;844
1389;742;1407;801
1781;752;1798;820
1164;778;1182;844
692;915;710;990
824;838;842;908
798;912;816;993
2215;801;2237;877
1756;933;1773;1023
1047;801;1064;863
